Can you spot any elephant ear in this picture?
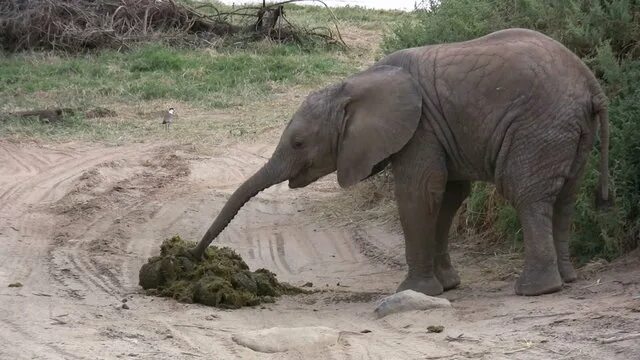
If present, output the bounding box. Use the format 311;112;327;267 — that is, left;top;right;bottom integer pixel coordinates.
336;65;422;188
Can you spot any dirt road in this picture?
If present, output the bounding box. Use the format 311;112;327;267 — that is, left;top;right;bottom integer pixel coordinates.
0;140;638;359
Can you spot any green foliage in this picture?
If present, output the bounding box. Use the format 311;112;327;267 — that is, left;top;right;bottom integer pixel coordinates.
384;0;640;262
465;183;493;229
0;44;353;110
464;183;523;250
495;205;523;250
383;0;499;52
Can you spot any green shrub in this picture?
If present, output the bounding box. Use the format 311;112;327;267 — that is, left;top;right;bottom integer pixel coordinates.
383;0;640;262
382;0;501;52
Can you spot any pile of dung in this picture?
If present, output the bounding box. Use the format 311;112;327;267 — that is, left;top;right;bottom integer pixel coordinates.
139;236;305;308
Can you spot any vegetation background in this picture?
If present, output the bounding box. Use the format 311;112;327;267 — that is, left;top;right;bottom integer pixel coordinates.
1;0;638;264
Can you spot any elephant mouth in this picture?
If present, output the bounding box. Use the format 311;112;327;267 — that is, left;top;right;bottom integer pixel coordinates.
288;164;318;189
288;173;317;189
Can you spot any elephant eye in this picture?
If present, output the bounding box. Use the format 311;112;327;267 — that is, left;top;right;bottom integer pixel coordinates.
292;140;304;149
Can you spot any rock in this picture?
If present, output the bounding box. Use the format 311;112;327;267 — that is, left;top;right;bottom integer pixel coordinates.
8;282;23;288
302;282;313;288
427;325;444;333
122;303;130;310
232;326;340;353
374;290;451;318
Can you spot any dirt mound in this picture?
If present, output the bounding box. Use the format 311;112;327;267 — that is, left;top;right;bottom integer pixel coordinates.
139;236;306;308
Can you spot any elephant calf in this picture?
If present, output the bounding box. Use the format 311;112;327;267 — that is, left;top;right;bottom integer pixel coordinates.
192;28;611;296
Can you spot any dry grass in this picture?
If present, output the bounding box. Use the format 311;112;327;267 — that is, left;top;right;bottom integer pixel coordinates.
308;170;401;232
0;0;354;52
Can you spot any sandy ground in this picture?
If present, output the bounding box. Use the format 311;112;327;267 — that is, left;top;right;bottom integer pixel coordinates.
0;139;639;359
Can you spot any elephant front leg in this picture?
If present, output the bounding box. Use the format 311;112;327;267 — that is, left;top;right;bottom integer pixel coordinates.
434;181;470;290
393;164;447;296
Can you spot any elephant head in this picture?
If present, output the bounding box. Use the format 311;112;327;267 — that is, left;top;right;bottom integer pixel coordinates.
191;65;423;258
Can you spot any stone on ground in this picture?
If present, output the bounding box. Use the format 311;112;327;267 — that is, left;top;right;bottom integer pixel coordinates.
374;290;451;318
232;326;340;353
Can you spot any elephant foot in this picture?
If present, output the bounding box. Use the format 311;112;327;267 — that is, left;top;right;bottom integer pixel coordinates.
435;264;460;291
558;261;577;283
515;266;562;296
397;275;443;296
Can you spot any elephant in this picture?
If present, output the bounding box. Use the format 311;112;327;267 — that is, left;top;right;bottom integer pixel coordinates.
191;28;611;296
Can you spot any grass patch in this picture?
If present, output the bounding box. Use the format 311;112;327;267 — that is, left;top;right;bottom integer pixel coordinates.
0;4;404;144
1;44;354;111
0;42;357;145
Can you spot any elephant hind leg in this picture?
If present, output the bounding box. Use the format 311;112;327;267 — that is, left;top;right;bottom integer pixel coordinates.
553;131;594;283
500;120;586;295
516;200;563;295
553;183;578;283
434;181;471;291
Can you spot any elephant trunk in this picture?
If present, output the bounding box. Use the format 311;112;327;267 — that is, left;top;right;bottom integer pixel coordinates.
191;159;287;258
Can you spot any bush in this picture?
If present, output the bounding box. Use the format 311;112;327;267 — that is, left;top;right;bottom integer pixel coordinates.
383;0;640;262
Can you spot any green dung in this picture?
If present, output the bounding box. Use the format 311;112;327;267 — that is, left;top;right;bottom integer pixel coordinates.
139;236;306;308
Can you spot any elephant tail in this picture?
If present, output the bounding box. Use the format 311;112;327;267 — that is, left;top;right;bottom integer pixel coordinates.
593;94;613;210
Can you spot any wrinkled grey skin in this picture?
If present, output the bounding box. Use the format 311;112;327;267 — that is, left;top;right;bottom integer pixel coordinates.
192;28;611;296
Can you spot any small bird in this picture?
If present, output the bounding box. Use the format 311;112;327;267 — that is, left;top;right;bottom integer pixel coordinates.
162;107;175;130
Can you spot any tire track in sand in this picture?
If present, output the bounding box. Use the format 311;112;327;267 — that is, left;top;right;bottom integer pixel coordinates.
1;143;151;286
49;199;147;299
48;146;188;300
0;141;157;357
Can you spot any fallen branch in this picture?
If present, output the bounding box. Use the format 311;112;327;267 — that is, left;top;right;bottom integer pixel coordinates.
1;107;117;123
179;352;202;357
173;324;216;330
425;351;489;359
599;333;640;344
50;318;68;325
503;346;533;355
582;278;603;289
445;334;481;343
512;311;574;321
